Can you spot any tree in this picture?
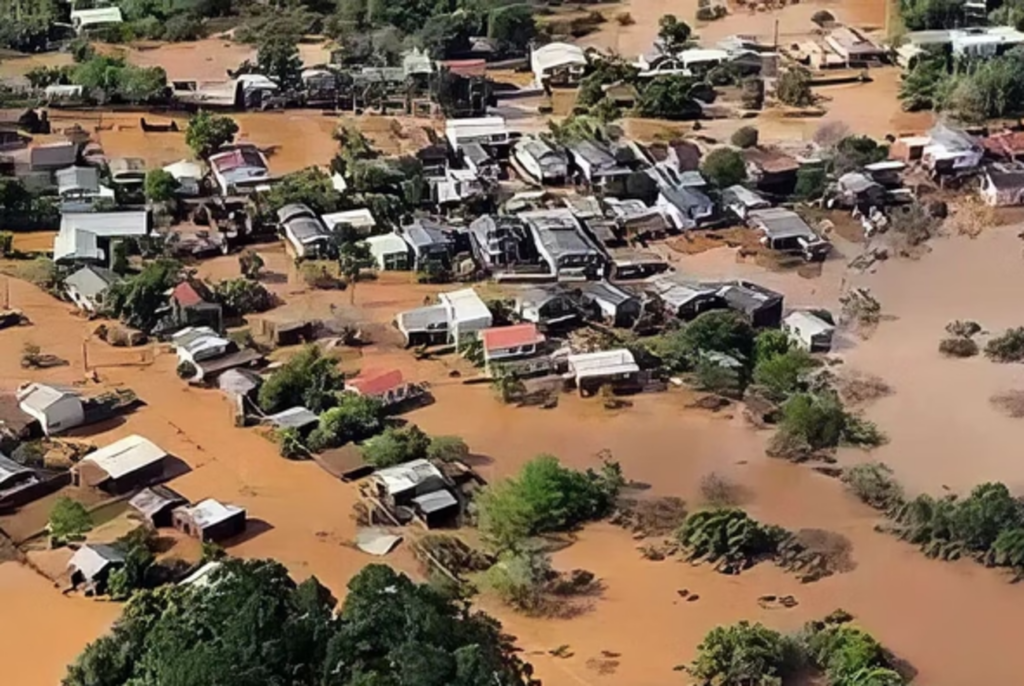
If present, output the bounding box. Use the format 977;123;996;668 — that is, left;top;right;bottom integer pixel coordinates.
776;66;814;107
701;147;747;188
238;249;265;280
144;169;179;203
427;435;470;462
487;4;536;56
754;329;792;366
118;65;167;103
752;348;815;402
49;497;92;543
108;528;156;600
694;357;742;397
683;310;756;363
731;126;759;149
657;14;692;53
111;240;130;276
103;259;181;331
900;0;964;30
481;549;552;613
261;167;345;216
635;74;703;120
258;344;346;413
163;14;206;41
778;392;849;451
361;424;431;468
212;278;275;316
833;135;889;174
842;462;904;511
337;239;372;304
256;36;304;90
677;509;789;573
986;327;1024;362
690;621;799;686
304;394;384;451
185;111;239;159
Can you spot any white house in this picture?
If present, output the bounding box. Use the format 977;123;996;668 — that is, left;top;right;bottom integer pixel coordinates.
531;42;587;86
445;117;511;151
16;383;85;436
513;136;568;184
783;311;835;353
439;288;493;344
566;349;640;394
278;204;328;259
71;6;123;33
321;208;377;235
365;233;411;270
53;210;149;263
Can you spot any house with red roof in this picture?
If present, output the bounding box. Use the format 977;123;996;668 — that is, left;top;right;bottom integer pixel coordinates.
345;369;426;410
478;323;548;375
166;280;222;333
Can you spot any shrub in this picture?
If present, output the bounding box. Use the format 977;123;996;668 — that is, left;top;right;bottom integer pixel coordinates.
48;498;92;543
701;147;747;188
794;166;828;200
277;428;305;459
677;508;789;573
986;327;1024;362
427;435;470;463
615;11;634;25
258;345;345;414
939;337;979;358
842;462;904;510
811;9;835;26
776;67;814;107
212;278;274;316
360;425;430;468
305;395;385;452
691;621;801;686
730;126;759;148
694;357;743;397
480;549;552;614
176;360;197;380
774;392;885;455
753;348;815;402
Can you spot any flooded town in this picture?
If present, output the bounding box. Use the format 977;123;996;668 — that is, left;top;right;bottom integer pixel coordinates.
4;0;1024;684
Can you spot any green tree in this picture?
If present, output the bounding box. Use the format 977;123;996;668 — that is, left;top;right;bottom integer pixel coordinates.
985;327;1024;362
778;392;848;450
144;169;179;203
752;348;815;402
111;240;130;276
691;621;799;686
701;147;747;188
360;424;431;467
635;74;702;120
900;0;964;30
833;135;889;173
212;277;275;316
238;249;265;279
185;111;239;159
694;357;743;397
684;310;756;363
48;497;92;543
256;36;304;90
337;239;372;304
304;394;384;451
427;435;470;463
677;508;789;572
487;4;536;56
753;329;792;366
731;126;759;149
776;66;814;107
118;65;167;103
657;14;692;52
842;462;905;511
261;166;346;216
258;344;346;413
480;549;552;613
103;259;181;331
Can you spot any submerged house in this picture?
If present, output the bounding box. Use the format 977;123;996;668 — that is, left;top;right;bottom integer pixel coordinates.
129;485;188;528
716;280;784;328
208;146;271;195
656;185;715;230
783;310;835;353
579;281;642;328
73;435;169;494
515;287;581;328
980;163;1024;207
923;124;983;174
173;498;247;542
531;41;587;87
395;288;493;346
519;208;607;280
68;544;124;591
17;383;85;437
468;215;537;270
513;136;569;184
567;349;641;396
743;148;800;195
64;265;119;313
722;185;770;220
370;458;460;528
345;369;425;409
747;208;831;261
365;233;412;270
279;203;329;259
53;210;150;264
479;323;547;372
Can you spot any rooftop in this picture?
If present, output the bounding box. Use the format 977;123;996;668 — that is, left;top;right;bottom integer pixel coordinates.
321;208;376;230
531;41;587;74
785;310;835;336
80;435;168;481
262;407;320;430
520;208;601;258
479;323;545;352
412;489;459;514
56;166;100;195
748;207;817;240
129;485;187;518
347;369;406;397
743;147;800;174
0;453;34;491
439;288;492;325
65;265;118;299
68;543;125;580
60;211;149;238
176;498;245;529
172;281;208;307
17;383;80;413
374;458;445;495
31;141;77;169
567;349;639;378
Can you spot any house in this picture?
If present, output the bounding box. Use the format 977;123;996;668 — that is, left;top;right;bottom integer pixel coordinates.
657;185;715;230
835;172;885;207
513;136;569;185
950;25;1024;58
30;141;77;172
980;163;1024;207
64;265;118;313
321;208;377;236
279;203;329;259
162;160;203;196
747;208;831;261
55;166;113;210
784;311;835;353
71;6;123;33
824;26;887;64
53;210;150;264
0;453;41;505
722;185;770;220
863;160;907;187
743;148;800;195
716;280;784;328
262;407;320;432
365;233;412;270
579;281;642;327
923;124;983;174
567;349;641;396
519;208;607;280
531;42;587;86
217;368;262;402
173;499;247;542
168;282;223;332
515;287;581;328
345;369;425;409
445;116;512;151
647;276;722;320
608;248;670;280
68;544;124;590
16;383;85;437
129;485;188;528
462;142;499;180
73;435;168;494
399;219;455;270
604;198;670;240
468;215;536;269
173;326;232;368
439;288;493;343
429;168;488;205
208;146;271;195
395;304;450;347
371;458;459;528
479;323;546;364
108;157;146;188
566;139;631;189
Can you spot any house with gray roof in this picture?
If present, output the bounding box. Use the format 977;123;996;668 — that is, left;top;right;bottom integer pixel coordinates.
65;265;119;313
656;185;715;230
398;219;455;270
513;136;568;185
278;203;329;259
68;543;125;590
579;280;642;328
518;208;607;280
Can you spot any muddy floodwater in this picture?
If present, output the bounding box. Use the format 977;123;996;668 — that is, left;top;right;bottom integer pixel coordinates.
5;226;1024;685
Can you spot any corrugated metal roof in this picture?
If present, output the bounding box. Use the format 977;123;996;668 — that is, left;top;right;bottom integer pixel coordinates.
262;406;319;430
71;6;123;26
412;489;458;514
16;383;79;413
374;458;445;495
81;435;168;481
479;323;544;352
129;485;186;518
0;453;32;489
61;211;148;238
68;544;124;581
176;498;244;529
567;349;639;378
65;265;118;299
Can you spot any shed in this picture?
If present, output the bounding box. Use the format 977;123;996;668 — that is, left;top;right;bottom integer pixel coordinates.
783;311;835;353
439;288;493;342
515;287;580;328
579;281;642;327
395;305;449;347
217;368;263;398
56;166;100;197
129;485;187;528
30;141;77;171
722;185;770;220
372;458;449;507
173;498;247;542
262;407;319;431
68;543;125;588
657;185;715;230
64;265;118;313
71;6;123;31
513;136;568;184
411;489;460;528
162;160;203;196
16;383;85;436
321;208;377;235
365;233;412;270
531;42;587;86
717;281;784;328
73;435;169;494
567;349;640;395
445;116;511;150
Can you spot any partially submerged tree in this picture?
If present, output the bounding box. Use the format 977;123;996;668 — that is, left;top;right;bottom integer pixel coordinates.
657;14;692;52
731;126;759;149
256;36;304;90
701;147;747;188
842;462;904;511
258;344;346;414
690;621;800;686
185;111;239;159
360;424;431;468
776;66;814;107
144;169;179;204
103;259;181;332
238;249;265;280
305;394;385;452
986;327;1024;363
48;497;92;544
676;508;789;574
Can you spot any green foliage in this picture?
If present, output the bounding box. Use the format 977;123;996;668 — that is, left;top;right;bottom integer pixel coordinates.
70;55;166;103
898;52;949;111
0;231;12;257
108;528;156;601
842;462;905;511
731;126;759;149
657;14;692;52
690;621;799;686
487;4;536;55
256;36;304;90
775;392;884;454
803;620;904;686
900;0;964;30
427;435;471;462
477;455;623;551
754;329;792;365
258;344;346;414
103;260;181;332
576;55;639;107
48;497;92;543
185;111;239;159
753;348;815;402
65;560;536;686
111;241;130;276
635;74;702;120
684;310;756;363
238;249;265;280
677;509;789;573
833;136;889;174
985;327;1024;362
547;113;608;145
701;147;747;188
262;166;346;216
144;169;179;203
277;427;306;459
360;424;431;468
776;66;814;107
0;178;59;231
794;165;828;200
305;394;385;452
694;357;742;397
211;278;274;316
480;549;552;613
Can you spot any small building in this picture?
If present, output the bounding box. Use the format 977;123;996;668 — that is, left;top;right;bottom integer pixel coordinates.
747;208;831;261
371;458;459;527
608;249;670;280
73;435;169;494
647;277;722;321
646;138;702;173
129;485;188;528
395;305;449;347
173;326;232;367
479;323;546;365
208;146;271;195
836;172;885;207
863;160;907;187
173;498;247;542
167;284;223;333
580;281;642;327
108;157;146;188
365;233;412;270
399;220;455;270
439;287;493;343
657;185;715;230
64;265;118;313
519;208;607;280
56;166;112;211
54;210;150;264
722;185;770;220
783;311;835;353
515;287;581;328
16;383;85;437
321;208;378;236
445;116;512;151
513;136;568;184
531;42;587;87
30;141;78;172
279;203;328;259
71;6;123;32
345;369;425;409
462;142;499;180
717;281;784;328
923;124;983;174
261;407;320;432
162;160;203;196
743;148;800;195
68;544;124;590
468;215;535;270
980;163;1024;207
566;139;631;189
567;349;641;396
824;26;887;64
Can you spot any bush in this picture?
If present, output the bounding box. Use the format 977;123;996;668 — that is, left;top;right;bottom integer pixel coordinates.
164;14;206;42
615;12;634;25
811;9;835;26
48;497;92;543
694;358;742;397
776;67;814;107
939;337;979;358
701;147;747;188
480;549;552;614
677;508;789;573
774;392;885;456
842;462;904;511
427;435;470;463
986;328;1024;362
176;360;197;380
753;348;815;402
258;345;345;414
793;166;828;200
741;77;765;110
691;621;801;686
700;472;741;508
212;278;275;316
185;111;238;159
305;395;385;452
695;4;727;21
730;126;759;149
277;428;305;459
360;425;430;468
